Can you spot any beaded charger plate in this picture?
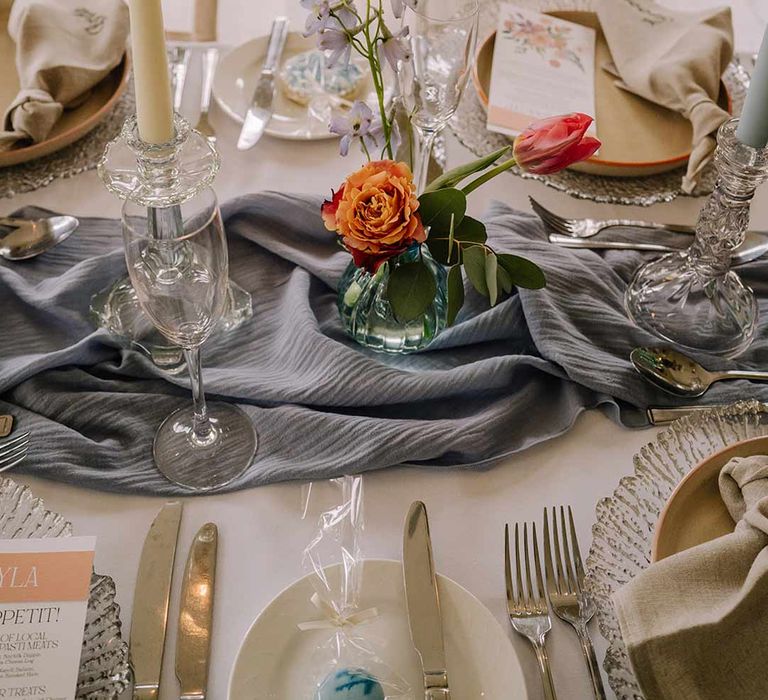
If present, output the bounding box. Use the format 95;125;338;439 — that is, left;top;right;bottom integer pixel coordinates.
454;0;750;205
586;400;768;699
0;478;131;698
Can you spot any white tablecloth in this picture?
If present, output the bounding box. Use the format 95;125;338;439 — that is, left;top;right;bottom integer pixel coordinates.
3;1;767;698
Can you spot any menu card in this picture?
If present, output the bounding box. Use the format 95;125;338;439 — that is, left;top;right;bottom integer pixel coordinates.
487;4;597;137
0;537;95;699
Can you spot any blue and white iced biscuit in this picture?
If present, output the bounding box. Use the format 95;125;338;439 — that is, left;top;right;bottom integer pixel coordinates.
279;50;365;105
317;668;385;700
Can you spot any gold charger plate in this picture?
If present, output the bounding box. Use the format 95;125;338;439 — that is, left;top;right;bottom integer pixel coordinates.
651;434;768;562
0;0;129;168
472;10;731;178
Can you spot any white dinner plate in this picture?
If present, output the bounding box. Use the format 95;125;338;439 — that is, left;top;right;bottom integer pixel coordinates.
228;558;529;699
214;32;385;141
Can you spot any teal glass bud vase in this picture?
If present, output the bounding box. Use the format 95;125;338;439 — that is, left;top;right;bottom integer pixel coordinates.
338;243;448;353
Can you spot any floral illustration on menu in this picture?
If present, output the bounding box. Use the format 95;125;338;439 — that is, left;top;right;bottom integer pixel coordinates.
502;12;585;71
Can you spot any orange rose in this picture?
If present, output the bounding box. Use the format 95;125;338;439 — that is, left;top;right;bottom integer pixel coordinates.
322;159;426;272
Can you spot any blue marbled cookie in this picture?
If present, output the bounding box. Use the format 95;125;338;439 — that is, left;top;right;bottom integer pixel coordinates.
317;668;385;700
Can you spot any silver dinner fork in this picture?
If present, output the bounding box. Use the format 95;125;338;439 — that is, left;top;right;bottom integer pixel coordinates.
529;196;695;238
0;431;30;473
504;522;558;700
543;506;606;700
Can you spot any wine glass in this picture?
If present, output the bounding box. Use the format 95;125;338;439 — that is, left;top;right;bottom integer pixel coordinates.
122;187;257;490
398;0;479;193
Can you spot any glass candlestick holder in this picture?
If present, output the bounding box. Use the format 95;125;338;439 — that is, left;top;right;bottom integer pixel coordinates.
625;118;768;358
91;114;252;371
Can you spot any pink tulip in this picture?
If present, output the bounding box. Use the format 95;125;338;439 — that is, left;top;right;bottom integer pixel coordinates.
513;113;601;175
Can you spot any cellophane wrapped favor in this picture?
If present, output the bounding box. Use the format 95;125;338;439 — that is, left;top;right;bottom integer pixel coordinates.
300;476;411;700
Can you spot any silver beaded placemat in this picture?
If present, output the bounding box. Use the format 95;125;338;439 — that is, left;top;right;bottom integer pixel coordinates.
0;90;136;200
451;0;750;206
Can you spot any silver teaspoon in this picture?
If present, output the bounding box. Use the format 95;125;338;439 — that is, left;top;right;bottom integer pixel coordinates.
630;346;768;398
0;215;79;260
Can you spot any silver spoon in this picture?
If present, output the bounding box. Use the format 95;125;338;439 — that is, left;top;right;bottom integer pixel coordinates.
0;215;79;260
630;346;768;398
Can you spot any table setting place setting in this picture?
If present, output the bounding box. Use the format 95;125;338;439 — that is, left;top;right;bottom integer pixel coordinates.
4;0;768;697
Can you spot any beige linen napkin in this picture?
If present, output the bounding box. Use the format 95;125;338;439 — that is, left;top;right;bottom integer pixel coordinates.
614;454;768;700
0;0;128;151
595;0;733;193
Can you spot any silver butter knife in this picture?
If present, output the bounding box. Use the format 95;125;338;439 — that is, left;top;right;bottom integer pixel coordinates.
176;523;218;700
129;502;183;700
237;17;289;150
548;230;768;266
403;501;450;699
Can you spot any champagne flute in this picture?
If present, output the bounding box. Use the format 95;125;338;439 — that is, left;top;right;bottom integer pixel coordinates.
398;0;479;193
123;187;256;490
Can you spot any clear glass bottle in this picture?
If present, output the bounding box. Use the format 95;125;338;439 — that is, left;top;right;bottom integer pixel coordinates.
625;118;768;357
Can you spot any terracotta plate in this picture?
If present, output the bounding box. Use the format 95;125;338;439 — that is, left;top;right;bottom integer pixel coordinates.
472;10;731;178
651;435;768;562
0;0;129;168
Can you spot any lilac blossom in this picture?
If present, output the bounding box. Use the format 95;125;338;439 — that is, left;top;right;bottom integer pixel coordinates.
329;101;380;156
378;26;411;72
390;0;419;19
301;0;332;36
317;8;359;67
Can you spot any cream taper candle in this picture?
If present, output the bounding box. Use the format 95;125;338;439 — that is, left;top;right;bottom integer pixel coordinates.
128;0;174;144
736;27;768;148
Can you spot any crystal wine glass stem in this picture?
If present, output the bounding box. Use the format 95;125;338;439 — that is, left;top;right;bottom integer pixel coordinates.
183;347;213;445
415;126;439;194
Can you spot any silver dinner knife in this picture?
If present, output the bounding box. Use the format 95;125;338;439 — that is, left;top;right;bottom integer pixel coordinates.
176;523;218;700
403;501;450;699
237;16;289;150
130;502;183;700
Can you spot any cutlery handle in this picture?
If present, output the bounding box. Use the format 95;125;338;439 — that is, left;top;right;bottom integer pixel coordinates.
199;48;219;114
718;369;768;382
532;640;558;700
577;627;607;700
646;406;726;425
0;217;24;227
263;17;289;73
548;233;674;253
601;219;695;235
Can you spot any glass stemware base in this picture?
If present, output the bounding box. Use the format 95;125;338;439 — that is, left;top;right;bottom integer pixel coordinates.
90;275;253;372
153;402;257;491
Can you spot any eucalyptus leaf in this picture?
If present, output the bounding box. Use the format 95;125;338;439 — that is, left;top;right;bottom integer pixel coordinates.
447;213;455;261
427;236;460;266
388;259;438;322
454;216;487;243
485;253;498;306
498;254;546;289
446;265;464;326
462;245;489;296
418;188;466;233
422;146;511;193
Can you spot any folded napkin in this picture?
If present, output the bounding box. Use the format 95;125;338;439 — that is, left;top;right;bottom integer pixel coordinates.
595;0;733;193
0;0;128;151
614;454;768;700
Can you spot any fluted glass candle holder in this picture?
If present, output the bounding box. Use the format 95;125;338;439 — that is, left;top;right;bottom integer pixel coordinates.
626;118;768;357
91;114;252;371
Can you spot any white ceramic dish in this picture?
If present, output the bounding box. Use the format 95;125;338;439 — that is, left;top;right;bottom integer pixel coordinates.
228;558;529;699
214;33;386;141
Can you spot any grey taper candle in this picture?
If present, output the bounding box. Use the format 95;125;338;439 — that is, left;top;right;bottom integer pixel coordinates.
736;27;768;148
